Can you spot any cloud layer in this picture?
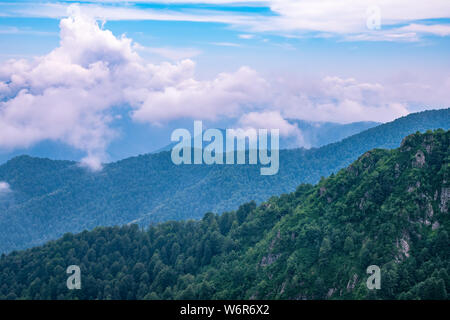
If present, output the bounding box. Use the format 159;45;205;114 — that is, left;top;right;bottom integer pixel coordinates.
0;6;449;168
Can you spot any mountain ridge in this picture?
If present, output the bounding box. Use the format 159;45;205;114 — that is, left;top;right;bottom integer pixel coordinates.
0;119;380;165
0;108;448;254
0;129;448;300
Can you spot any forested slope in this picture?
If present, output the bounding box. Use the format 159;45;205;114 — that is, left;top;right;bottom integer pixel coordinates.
0;129;448;300
0;108;448;253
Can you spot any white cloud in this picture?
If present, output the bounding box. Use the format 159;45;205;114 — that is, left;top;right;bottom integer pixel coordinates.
5;1;450;40
344;31;419;42
238;111;306;146
239;111;301;137
0;6;270;168
396;23;450;36
238;34;254;39
0;182;11;193
345;23;450;42
0;8;134;169
1;5;449;167
270;75;412;123
131;66;269;124
255;0;450;34
79;154;103;171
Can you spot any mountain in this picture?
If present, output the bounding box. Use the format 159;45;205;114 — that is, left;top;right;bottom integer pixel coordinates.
0;119;379;164
0;108;448;254
0;140;85;165
0;129;448;300
153;120;380;153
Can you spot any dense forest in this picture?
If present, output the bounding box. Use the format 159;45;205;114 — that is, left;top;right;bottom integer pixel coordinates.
0;108;448;254
0;129;448;300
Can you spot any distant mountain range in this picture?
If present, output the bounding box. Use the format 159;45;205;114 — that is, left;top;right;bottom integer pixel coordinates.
1;129;448;300
154;120;379;153
0;108;448;253
0;119;378;164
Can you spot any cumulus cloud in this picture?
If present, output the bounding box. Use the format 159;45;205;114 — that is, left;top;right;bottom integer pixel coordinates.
0;8;134;168
0;182;11;193
131;66;269;124
271;76;410;123
0;6;267;169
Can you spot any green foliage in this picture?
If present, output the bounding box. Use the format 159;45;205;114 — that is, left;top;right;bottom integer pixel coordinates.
0;129;448;300
0;109;449;254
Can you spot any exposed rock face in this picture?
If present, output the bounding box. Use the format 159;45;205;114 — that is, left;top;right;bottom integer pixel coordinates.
413;150;426;168
346;274;358;291
395;163;401;178
423;134;436;153
359;191;370;211
327;288;336;298
432;221;440;230
396;235;410;262
359;198;365;210
279;281;286;295
407;181;421;193
260;253;281;267
425;202;434;225
399;238;410;258
440;187;449;213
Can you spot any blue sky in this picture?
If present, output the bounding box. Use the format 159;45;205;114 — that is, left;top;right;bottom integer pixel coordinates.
1;0;450;77
0;1;449;167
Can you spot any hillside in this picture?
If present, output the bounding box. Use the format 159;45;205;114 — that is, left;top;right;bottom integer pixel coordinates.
0;129;448;300
0;108;448;253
